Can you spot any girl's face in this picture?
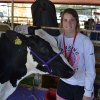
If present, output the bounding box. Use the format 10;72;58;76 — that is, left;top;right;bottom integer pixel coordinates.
62;13;77;37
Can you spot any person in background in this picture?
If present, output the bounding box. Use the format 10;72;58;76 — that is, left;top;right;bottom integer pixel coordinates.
96;17;100;24
56;8;96;100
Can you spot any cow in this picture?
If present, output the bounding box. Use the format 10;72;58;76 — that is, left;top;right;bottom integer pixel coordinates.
0;28;74;100
31;0;60;36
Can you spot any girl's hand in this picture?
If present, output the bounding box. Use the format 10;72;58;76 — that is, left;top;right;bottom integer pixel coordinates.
82;96;92;100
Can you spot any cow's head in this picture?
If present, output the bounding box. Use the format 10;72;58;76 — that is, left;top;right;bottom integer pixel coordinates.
28;27;74;76
0;29;74;87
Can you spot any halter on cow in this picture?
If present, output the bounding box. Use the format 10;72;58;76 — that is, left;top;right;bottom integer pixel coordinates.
0;29;74;100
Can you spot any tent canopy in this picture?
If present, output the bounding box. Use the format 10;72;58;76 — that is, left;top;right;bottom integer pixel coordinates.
0;0;100;5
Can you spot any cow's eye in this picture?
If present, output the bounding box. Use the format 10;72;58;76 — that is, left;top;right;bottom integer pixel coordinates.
40;47;49;54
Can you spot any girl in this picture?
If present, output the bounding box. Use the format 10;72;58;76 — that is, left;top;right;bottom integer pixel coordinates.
56;8;96;100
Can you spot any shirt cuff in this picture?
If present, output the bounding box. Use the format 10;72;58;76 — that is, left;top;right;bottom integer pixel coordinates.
84;89;92;97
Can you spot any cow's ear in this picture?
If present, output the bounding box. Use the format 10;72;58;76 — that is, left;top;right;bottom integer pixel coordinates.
5;30;22;45
5;30;18;43
43;29;60;36
28;26;41;35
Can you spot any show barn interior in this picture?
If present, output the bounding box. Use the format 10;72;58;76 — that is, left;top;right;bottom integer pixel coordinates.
0;0;100;99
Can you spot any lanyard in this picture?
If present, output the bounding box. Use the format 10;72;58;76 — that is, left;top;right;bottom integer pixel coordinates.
63;33;77;63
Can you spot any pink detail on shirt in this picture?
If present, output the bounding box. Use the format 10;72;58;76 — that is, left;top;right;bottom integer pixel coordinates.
73;54;80;70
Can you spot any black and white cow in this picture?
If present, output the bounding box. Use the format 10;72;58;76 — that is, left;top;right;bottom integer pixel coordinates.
0;28;74;100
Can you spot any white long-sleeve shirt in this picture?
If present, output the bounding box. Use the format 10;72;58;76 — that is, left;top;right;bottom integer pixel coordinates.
56;32;96;97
